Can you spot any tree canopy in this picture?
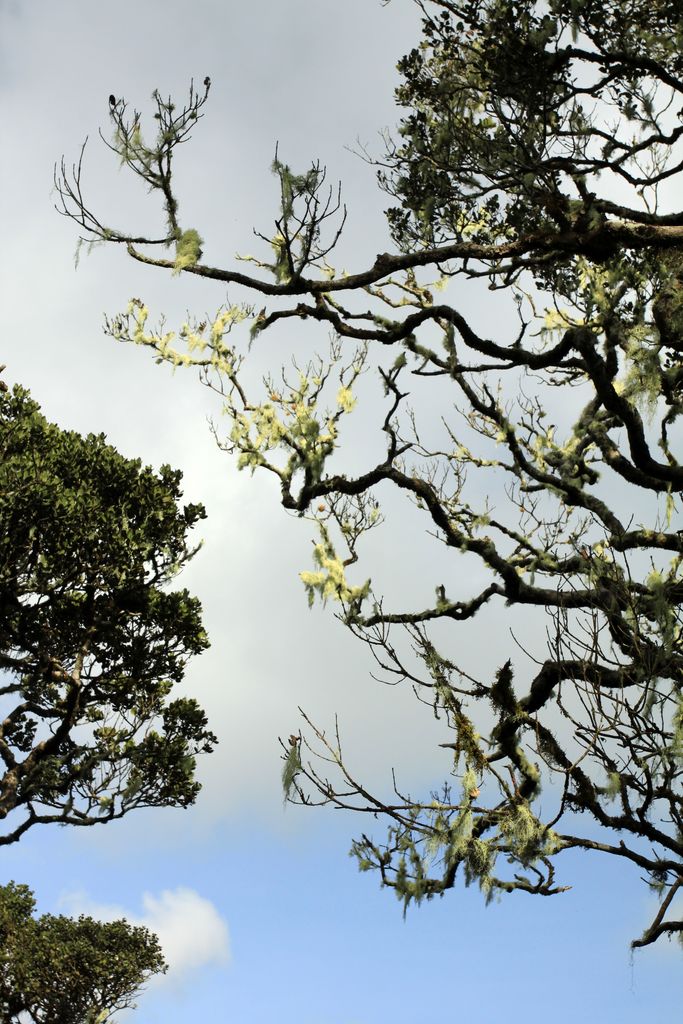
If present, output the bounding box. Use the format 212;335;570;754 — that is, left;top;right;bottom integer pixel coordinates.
0;381;215;845
57;0;683;950
0;881;165;1023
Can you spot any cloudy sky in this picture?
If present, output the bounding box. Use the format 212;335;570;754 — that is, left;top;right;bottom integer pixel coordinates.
1;0;682;1020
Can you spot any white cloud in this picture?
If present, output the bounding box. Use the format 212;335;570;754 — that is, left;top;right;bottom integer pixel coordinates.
59;887;230;978
139;888;230;974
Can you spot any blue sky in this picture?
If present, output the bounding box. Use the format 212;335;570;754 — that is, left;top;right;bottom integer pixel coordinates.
1;0;683;1020
4;804;682;1022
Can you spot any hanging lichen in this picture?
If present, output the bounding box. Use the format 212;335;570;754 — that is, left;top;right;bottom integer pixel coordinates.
173;228;203;275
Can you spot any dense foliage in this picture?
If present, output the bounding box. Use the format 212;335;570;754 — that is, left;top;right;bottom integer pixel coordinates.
57;0;683;950
0;882;165;1023
0;383;215;844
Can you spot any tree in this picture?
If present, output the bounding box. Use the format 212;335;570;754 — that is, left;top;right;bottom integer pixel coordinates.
56;0;683;950
0;881;165;1023
0;380;215;845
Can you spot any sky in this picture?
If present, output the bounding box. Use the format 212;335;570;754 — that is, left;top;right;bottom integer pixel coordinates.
1;0;682;1020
